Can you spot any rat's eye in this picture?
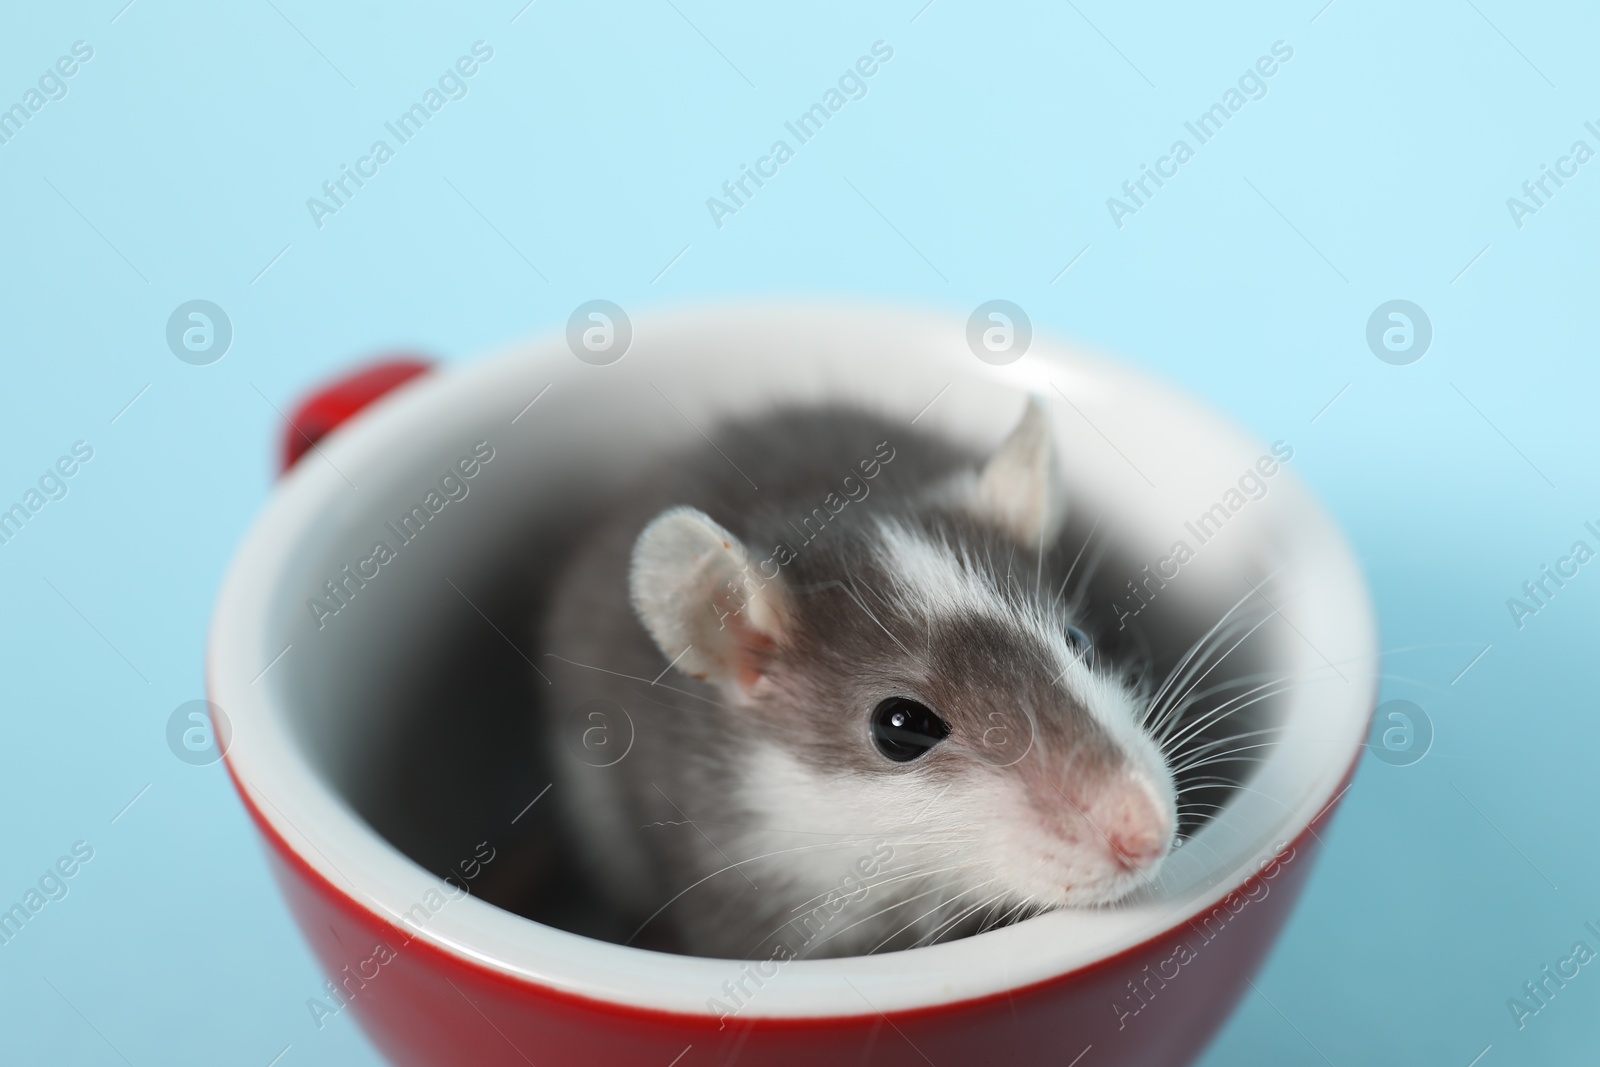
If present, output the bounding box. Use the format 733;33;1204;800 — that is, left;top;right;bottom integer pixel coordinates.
1064;625;1094;669
871;697;951;763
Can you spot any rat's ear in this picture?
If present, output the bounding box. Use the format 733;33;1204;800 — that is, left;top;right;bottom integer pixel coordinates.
973;396;1068;551
629;506;791;694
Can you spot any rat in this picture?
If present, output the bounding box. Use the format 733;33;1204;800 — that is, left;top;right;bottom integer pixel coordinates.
536;397;1178;960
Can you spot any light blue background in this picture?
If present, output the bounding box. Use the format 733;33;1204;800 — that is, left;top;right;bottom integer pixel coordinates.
1;1;1595;1064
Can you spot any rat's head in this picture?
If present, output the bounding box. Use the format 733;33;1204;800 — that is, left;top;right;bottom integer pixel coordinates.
628;398;1177;935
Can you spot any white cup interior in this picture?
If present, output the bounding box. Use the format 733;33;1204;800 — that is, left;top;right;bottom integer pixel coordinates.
210;302;1376;1016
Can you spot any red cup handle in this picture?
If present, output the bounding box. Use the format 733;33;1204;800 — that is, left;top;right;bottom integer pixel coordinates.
280;357;433;475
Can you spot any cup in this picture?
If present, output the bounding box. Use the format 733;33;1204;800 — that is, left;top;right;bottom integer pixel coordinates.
209;302;1376;1066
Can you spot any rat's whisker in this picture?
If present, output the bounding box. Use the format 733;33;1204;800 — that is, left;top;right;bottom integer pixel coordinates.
1153;666;1298;721
989;893;1041;932
1155;681;1288;766
775;857;983;918
1171;735;1285;768
863;878;1002;955
1161;684;1303;766
1148;610;1278;738
1053;511;1104;608
1156;658;1322;743
1169;750;1275;775
1144;586;1263;713
810;870;990;955
624;835;966;944
1174;799;1235;814
1070;541;1116;601
956;894;1011;940
1172;734;1354;774
1173;772;1274;797
974;890;1019;934
541;653;734;712
1144;621;1260;740
1155;667;1284;743
1168;726;1283;766
1184;777;1333;848
919;887;1010;947
1145;559;1296;718
740;861;983;957
1159;677;1300;754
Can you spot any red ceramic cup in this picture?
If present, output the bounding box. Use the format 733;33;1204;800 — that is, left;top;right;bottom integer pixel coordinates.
209;303;1376;1066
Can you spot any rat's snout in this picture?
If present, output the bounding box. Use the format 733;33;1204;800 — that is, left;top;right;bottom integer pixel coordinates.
1085;772;1174;875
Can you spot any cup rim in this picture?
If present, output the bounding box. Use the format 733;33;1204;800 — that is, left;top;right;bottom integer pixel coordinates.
209;299;1378;1020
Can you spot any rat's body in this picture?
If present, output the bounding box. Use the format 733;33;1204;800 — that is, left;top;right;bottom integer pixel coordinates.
538;401;1177;960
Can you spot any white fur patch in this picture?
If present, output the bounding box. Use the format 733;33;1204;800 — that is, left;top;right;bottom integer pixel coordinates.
732;742;1002;954
871;516;1016;626
735;735;1171;936
871;516;1105;709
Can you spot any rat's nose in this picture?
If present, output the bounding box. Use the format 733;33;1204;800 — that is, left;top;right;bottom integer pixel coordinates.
1088;773;1173;873
1109;824;1167;870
